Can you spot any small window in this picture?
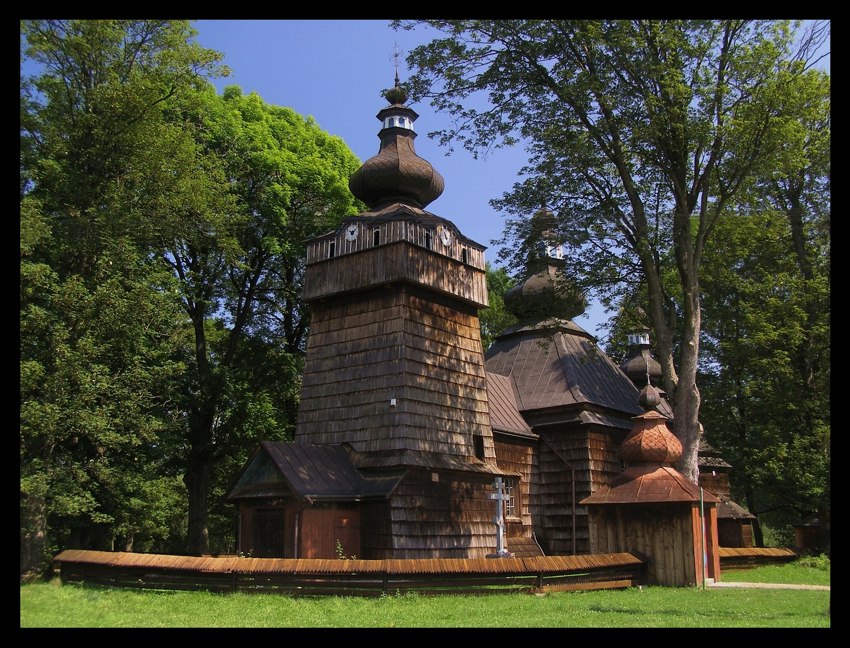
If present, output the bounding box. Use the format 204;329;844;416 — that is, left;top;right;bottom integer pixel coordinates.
473;434;485;460
504;478;518;518
373;229;381;246
424;231;432;249
461;248;468;264
329;241;336;258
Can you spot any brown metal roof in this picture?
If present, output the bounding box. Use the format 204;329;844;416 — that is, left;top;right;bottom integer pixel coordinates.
486;372;536;438
716;497;757;520
485;320;643;417
356;450;505;474
698;437;733;469
228;442;401;502
580;465;719;505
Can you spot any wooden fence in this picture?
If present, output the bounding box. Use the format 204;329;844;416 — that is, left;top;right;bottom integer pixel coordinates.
718;547;798;570
53;550;646;597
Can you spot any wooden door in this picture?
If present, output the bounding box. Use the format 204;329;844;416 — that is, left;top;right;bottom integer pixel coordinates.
299;508;361;558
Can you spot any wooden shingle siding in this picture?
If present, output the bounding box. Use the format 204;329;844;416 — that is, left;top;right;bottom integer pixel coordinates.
297;286;497;465
531;428;622;555
386;470;499;558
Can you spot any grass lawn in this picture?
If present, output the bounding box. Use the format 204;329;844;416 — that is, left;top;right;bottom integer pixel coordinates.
20;560;830;629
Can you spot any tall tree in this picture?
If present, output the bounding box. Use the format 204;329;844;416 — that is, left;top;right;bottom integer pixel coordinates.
699;210;829;546
162;86;363;554
397;19;825;482
20;19;227;575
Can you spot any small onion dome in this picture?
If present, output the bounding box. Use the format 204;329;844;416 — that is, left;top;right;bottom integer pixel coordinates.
503;265;586;322
619;409;682;465
620;329;663;387
638;383;663;411
349;83;444;210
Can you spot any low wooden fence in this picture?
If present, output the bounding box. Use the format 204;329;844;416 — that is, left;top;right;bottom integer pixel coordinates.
53;550;646;596
718;547;798;570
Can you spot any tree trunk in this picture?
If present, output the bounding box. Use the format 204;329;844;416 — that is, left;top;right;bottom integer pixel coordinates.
744;485;764;547
184;444;213;555
20;492;47;581
672;227;703;484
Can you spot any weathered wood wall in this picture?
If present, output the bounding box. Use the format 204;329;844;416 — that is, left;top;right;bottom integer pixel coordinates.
532;427;623;555
300;507;360;559
587;503;712;586
305;239;488;307
296;286;496;464
385;469;500;559
699;471;731;499
493;436;534;535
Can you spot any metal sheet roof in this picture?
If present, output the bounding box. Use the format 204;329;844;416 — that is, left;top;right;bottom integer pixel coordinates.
485;372;536;438
228;442;401;502
485;322;643;416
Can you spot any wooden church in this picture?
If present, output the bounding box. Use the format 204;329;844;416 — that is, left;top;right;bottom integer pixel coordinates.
227;80;747;568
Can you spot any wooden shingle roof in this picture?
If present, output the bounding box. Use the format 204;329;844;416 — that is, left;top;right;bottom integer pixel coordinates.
581;465;719;505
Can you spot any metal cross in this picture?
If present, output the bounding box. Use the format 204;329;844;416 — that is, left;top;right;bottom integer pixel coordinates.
391;42;403;86
487;476;512;557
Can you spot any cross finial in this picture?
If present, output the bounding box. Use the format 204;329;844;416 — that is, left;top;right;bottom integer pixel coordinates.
392;42;403;87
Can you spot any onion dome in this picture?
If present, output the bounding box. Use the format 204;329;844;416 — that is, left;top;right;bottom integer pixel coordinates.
620;328;663;387
503;265;586;322
619;405;682;466
349;78;444;209
503;205;586;322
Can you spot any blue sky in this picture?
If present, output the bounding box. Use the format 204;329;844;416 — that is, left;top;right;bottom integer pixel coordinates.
190;20;619;335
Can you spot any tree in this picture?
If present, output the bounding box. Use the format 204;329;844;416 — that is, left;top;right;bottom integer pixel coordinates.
699;210;829;545
160;86;364;554
397;19;827;482
21;196;189;574
20;19;227;575
479;263;517;350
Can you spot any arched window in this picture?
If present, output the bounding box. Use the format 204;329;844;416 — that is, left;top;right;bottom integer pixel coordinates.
373;229;381;246
328;241;335;258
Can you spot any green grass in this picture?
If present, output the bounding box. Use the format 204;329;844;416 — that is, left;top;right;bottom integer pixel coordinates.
721;556;831;586
21;560;830;628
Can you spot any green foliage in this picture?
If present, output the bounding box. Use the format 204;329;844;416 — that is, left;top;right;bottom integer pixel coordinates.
795;554;830;572
20;19;364;560
398;19;830;484
479;263;518;350
699;209;829;540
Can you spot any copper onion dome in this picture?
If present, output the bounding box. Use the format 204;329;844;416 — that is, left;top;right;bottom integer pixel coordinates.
619;386;682;466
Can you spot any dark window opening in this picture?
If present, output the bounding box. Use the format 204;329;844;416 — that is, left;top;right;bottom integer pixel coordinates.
461;248;468;264
425;230;432;249
329;241;335;258
373;229;381;246
473;434;485;460
252;508;285;558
